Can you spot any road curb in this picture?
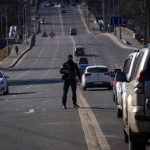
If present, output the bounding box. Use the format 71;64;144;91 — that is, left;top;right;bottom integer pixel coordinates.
104;33;138;50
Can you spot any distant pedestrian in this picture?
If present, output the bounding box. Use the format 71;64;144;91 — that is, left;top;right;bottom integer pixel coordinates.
15;46;18;55
60;54;81;109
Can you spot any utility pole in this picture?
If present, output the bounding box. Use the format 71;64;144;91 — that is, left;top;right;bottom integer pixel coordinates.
102;0;106;31
5;0;9;55
148;0;150;43
118;0;122;40
144;0;150;45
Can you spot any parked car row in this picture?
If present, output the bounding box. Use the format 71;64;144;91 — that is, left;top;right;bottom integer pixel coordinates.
112;46;150;150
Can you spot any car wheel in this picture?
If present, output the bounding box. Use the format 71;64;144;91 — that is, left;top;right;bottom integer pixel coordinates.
3;89;9;95
124;129;128;143
113;93;115;101
128;130;146;150
82;85;87;91
3;87;9;95
108;86;112;90
117;108;122;118
129;139;146;150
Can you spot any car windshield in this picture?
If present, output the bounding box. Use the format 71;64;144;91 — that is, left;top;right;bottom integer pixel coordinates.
87;67;108;73
0;72;4;78
79;65;88;69
77;48;83;51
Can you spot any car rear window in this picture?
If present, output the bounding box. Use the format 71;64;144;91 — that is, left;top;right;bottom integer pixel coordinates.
71;29;76;32
77;48;83;51
87;67;108;73
145;57;150;80
79;58;88;62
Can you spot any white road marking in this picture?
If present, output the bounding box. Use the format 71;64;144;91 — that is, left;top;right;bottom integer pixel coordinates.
70;35;110;149
25;109;35;113
77;7;91;33
77;88;111;150
58;7;65;36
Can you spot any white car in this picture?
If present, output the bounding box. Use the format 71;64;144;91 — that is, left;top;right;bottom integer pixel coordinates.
81;65;112;90
0;71;9;95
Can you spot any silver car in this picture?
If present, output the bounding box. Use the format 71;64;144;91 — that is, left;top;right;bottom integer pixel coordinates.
74;45;85;56
0;71;9;95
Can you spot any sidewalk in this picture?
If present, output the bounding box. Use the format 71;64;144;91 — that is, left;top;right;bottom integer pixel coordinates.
0;36;34;69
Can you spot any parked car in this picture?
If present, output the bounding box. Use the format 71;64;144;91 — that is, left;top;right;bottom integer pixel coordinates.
45;1;54;7
69;28;77;35
0;71;9;95
78;64;90;75
119;47;150;150
77;57;88;65
74;45;85;56
113;50;140;117
81;65;112;90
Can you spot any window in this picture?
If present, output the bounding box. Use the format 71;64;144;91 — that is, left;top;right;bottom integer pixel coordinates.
123;56;132;74
87;67;108;73
130;52;144;80
0;72;4;78
145;57;150;80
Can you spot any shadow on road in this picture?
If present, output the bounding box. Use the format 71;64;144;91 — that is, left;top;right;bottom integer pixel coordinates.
8;91;36;96
85;54;99;57
8;78;63;86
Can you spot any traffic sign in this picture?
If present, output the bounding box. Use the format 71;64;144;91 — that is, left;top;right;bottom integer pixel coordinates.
110;17;128;26
49;31;56;38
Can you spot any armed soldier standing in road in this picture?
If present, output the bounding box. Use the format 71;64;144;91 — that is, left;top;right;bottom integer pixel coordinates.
60;54;81;109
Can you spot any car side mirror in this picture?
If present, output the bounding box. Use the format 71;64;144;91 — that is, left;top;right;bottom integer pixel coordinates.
115;72;127;82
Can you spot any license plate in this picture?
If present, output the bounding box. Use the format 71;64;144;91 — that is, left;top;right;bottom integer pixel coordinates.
94;82;102;84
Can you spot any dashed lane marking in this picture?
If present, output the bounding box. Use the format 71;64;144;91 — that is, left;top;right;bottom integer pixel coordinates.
58;7;65;36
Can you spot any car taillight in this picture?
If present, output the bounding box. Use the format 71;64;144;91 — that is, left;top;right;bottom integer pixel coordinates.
136;70;144;82
84;72;91;77
135;115;145;121
134;70;145;94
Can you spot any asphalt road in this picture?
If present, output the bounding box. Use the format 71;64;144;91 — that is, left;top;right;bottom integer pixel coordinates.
0;3;149;150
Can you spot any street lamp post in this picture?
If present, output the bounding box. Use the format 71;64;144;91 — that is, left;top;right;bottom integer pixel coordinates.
118;0;122;40
5;0;9;55
144;0;150;45
102;0;106;31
